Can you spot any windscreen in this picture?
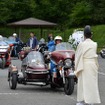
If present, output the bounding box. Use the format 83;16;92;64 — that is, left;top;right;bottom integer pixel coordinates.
0;41;9;46
24;51;45;67
0;41;9;52
5;37;17;44
8;37;15;41
55;42;74;51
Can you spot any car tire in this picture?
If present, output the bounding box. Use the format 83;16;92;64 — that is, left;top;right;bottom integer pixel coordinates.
64;77;74;95
1;58;6;69
100;53;105;58
9;73;17;89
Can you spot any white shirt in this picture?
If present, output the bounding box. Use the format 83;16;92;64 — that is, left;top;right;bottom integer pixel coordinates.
30;38;33;48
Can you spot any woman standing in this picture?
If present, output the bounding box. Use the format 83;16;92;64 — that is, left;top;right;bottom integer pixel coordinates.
75;25;101;105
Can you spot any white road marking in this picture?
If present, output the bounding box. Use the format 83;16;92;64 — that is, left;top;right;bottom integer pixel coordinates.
65;95;76;101
0;93;18;95
98;72;105;76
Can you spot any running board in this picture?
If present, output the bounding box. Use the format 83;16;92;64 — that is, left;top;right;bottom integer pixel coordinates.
26;82;47;86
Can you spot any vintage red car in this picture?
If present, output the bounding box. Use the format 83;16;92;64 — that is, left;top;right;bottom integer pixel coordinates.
0;40;11;69
46;42;76;95
8;42;76;95
8;51;50;89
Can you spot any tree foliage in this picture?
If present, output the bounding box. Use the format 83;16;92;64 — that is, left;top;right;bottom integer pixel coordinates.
0;0;105;27
70;1;92;26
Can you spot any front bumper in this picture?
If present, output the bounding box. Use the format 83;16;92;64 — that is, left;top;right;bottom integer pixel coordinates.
25;70;49;74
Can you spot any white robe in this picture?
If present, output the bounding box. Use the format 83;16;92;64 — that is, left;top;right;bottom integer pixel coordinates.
75;39;101;104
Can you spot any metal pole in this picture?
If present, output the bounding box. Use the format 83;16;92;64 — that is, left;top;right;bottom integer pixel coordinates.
41;28;43;38
19;27;21;39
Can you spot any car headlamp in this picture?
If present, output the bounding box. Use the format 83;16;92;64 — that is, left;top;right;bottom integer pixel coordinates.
64;59;72;68
0;48;8;52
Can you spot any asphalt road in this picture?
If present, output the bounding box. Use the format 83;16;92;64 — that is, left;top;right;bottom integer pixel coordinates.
0;56;105;105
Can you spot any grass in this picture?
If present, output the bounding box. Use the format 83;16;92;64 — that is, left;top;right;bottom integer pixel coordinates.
92;25;105;47
60;25;105;48
53;25;105;53
0;24;105;51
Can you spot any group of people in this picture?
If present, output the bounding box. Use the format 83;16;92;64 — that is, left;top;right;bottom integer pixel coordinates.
13;32;64;87
14;26;101;105
1;25;101;105
12;32;38;50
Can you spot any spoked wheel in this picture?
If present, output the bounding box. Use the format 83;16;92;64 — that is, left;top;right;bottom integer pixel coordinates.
9;73;17;89
1;58;6;69
64;77;74;95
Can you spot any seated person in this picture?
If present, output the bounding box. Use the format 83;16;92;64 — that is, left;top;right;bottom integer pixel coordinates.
49;36;62;84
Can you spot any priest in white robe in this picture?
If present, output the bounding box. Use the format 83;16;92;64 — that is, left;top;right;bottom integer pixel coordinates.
75;25;101;105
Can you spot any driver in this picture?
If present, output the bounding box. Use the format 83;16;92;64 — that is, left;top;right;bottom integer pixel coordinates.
49;36;62;84
54;36;62;45
13;33;21;43
47;35;62;52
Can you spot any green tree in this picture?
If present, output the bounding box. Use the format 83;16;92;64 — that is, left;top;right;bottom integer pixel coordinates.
9;0;32;21
91;0;105;24
70;1;92;26
1;0;105;27
0;1;11;24
33;0;73;30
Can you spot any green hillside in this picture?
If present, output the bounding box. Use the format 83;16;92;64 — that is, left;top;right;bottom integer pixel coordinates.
58;25;105;48
92;25;105;47
0;25;105;49
51;25;105;53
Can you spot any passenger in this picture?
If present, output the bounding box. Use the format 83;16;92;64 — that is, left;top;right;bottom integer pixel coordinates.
47;36;55;52
47;33;53;42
